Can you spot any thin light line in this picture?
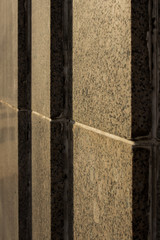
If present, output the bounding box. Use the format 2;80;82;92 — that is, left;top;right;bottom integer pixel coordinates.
0;100;18;111
32;111;51;121
74;122;136;146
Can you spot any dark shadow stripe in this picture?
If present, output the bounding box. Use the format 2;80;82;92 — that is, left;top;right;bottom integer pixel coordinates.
18;0;32;239
18;0;31;110
131;0;152;238
132;147;150;240
131;0;152;139
51;0;64;119
18;111;32;240
50;0;73;239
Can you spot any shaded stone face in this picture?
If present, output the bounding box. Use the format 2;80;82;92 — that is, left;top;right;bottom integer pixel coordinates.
32;113;51;240
0;0;18;107
32;0;50;117
0;103;18;240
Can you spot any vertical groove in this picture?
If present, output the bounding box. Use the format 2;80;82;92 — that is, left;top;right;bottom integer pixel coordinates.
18;0;32;239
151;0;159;239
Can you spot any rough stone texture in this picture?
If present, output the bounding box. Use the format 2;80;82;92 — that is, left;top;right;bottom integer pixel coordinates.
0;103;18;240
73;0;151;139
32;0;50;117
32;113;51;240
73;125;150;240
0;0;18;107
73;0;131;138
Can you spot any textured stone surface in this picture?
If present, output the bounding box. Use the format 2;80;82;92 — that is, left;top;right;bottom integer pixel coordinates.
0;103;18;240
32;115;68;239
32;0;50;117
73;125;150;239
0;0;18;107
73;0;151;139
32;113;51;240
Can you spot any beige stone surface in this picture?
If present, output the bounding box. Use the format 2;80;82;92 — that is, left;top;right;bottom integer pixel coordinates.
32;0;50;117
73;124;150;239
0;103;18;240
73;0;131;138
32;113;51;240
73;0;151;139
0;0;18;107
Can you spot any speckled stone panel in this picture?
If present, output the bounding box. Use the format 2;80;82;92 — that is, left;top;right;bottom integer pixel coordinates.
0;0;18;107
32;0;50;117
73;0;151;139
73;125;150;239
0;103;18;240
32;113;51;240
73;0;131;138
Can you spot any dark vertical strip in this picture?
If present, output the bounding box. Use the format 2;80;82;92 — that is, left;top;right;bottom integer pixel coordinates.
51;0;73;239
51;0;64;119
132;148;150;240
18;0;31;110
67;0;73;239
18;0;32;239
131;0;152;239
51;122;65;239
18;111;32;240
156;0;160;238
50;0;66;239
131;0;152;139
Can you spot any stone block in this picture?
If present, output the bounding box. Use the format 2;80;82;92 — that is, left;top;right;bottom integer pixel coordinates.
72;0;151;139
32;114;67;239
32;0;64;118
32;113;51;240
0;0;18;107
32;0;50;117
72;124;150;239
0;103;18;239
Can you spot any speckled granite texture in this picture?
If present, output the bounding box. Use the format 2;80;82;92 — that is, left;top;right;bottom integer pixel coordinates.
73;0;151;139
73;125;150;240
